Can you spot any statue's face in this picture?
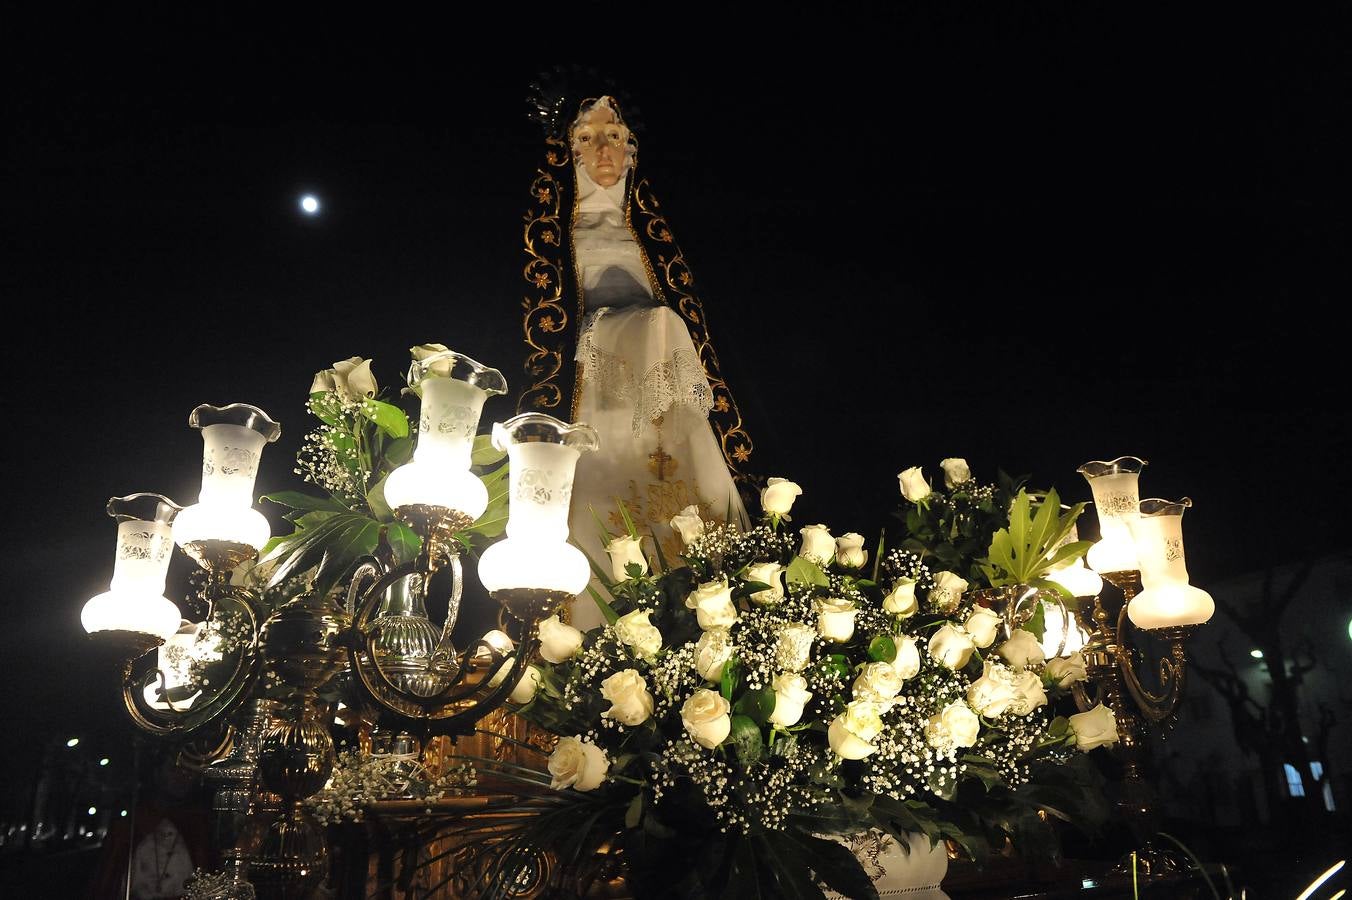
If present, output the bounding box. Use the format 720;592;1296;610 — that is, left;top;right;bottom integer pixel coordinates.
572;106;629;187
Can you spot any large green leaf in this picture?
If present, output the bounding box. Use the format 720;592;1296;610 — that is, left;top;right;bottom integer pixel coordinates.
733;685;777;726
261;512;350;587
387;521;421;565
312;516;382;598
262;491;348;512
781;829;879;900
358;398;409;438
754;832;830;900
471;432;507;467
787;556;829;587
366;473;394;522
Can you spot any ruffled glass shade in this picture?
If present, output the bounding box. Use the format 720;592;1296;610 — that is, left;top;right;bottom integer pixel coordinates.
1077;456;1147;574
1126;498;1214;629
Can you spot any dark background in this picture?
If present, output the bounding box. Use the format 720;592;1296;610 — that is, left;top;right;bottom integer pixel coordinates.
2;5;1349;892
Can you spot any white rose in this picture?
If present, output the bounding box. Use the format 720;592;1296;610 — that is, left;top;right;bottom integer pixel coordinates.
410;342;449;361
798;524;835;565
744;562;786;606
966;661;1019;718
997;629;1046;669
693;628;735;682
940;458;972;488
547;735;608;791
489;659;541;703
681;688;732;749
768;672;813;727
828;700;886;760
410;343;454;377
538;615;583;664
964;607;1002;649
614;609;663;660
311;356;378;402
775;623;817;673
761;477;803;517
600;669;655;726
606;535;648;582
1045;652;1088;689
333;357;378;401
1068;704;1119;751
815;596;858;643
669;505;705;545
883;578;918;617
891;636;921;680
929;571;969;614
853;661;904;701
927;623;976;670
685;577;738;630
897;467;931;503
1009;669;1048;715
835;533;868;569
925;699;980;751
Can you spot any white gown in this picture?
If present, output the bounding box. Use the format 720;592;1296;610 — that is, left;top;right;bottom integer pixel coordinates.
568;167;748;628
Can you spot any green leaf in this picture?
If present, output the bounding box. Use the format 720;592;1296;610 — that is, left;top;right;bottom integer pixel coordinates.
384;436;414;467
720;657;742;702
868;635;897;663
616;498;640;540
261;511;351;587
471;432;507;467
312;517;381;597
1024;601;1047;640
624;793;644;830
728;715;763;764
733;685;777;726
308;391;343;426
781;829;879;900
386;522;421;565
366;474;394;522
786;556;829;587
587;587;620;625
262;491;347;512
754;832;831;900
358;398;409;438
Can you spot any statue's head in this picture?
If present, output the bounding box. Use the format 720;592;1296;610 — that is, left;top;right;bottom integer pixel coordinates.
570;96;634;188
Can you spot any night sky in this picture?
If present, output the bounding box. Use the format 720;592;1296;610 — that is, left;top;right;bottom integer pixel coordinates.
4;10;1349;773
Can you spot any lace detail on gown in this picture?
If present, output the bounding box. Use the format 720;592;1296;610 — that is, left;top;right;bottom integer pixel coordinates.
578;308;714;438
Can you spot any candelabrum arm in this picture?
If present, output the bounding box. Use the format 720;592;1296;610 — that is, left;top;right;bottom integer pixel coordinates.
1112;603;1194;724
120;587;263;738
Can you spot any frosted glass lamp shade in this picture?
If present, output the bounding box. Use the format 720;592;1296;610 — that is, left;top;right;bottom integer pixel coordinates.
384;461;488;520
1078;457;1147;574
477;413;598;597
386;350;506;517
173;404;280;553
83;499;183;641
1126;498;1214;629
479;538;592;596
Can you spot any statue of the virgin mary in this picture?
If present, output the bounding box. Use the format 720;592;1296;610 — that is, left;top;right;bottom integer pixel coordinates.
518;92;757;626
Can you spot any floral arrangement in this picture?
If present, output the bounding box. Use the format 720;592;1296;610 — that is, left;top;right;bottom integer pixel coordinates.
305;748;478;825
260;344;509;599
500;463;1116;899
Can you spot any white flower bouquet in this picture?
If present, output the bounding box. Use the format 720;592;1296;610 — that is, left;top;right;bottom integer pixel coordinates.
501;470;1116;899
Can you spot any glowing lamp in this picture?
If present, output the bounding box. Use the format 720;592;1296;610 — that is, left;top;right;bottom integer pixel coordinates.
1126;498;1214;629
384;350;507;520
1077;456;1147;574
172;404;281;554
477;414;598;615
82;494;183;642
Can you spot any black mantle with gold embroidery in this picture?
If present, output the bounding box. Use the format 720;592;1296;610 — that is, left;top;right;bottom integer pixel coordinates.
517;105;759;500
